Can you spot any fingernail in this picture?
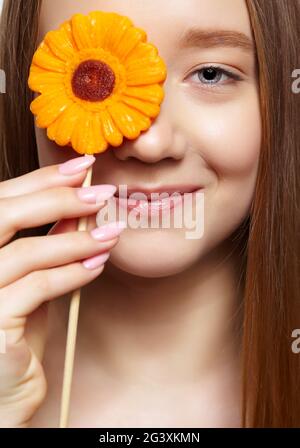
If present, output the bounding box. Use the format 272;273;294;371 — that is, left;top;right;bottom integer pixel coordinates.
82;251;110;270
58;155;95;175
91;221;127;241
77;185;117;204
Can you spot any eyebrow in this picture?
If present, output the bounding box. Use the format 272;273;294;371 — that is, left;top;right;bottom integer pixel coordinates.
177;28;255;53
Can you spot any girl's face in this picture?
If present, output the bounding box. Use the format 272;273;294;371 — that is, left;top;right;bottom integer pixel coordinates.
36;0;261;278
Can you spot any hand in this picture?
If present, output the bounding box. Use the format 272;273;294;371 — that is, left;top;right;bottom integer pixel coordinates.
0;157;122;427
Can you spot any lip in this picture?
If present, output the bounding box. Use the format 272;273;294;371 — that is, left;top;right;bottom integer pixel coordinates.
114;184;203;199
113;185;203;217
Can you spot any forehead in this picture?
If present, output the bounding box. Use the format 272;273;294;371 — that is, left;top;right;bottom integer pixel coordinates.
39;0;253;53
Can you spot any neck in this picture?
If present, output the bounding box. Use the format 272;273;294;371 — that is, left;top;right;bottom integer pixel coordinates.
53;238;244;385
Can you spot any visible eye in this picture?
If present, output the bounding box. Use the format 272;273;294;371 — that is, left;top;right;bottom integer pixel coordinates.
188;65;243;87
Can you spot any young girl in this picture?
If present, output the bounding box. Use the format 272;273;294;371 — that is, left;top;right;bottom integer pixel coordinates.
0;0;299;428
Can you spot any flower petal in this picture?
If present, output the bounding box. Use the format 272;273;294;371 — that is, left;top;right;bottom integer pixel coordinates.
69;108;83;154
60;21;78;50
125;42;158;64
44;28;76;61
91;114;111;154
123;85;164;104
54;103;82;146
108;102;151;140
99;109;123;147
30;87;65;114
103;15;133;54
28;65;65;93
32;42;66;73
71;111;108;155
121;96;160;118
112;26;147;62
34;93;73;128
126;57;167;86
47;117;60;141
88;11;116;49
71;13;93;50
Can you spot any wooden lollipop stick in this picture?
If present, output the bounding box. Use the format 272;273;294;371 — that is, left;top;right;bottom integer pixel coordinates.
59;159;93;428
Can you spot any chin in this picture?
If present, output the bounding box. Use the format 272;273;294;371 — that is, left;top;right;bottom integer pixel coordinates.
107;230;201;278
108;254;192;278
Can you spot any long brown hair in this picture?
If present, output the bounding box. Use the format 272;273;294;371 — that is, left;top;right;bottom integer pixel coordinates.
0;0;300;427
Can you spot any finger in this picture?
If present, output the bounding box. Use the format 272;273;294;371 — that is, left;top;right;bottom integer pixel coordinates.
0;256;111;322
0;184;116;246
0;230;119;287
0;156;95;199
25;303;49;362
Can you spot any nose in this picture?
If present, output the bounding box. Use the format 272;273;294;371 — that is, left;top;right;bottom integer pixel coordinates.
112;98;185;163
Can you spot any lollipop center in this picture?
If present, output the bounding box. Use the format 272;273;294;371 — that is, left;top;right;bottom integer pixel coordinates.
71;59;115;102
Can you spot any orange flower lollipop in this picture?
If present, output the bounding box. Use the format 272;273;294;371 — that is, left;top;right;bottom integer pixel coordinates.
28;10;167;429
28;10;167;154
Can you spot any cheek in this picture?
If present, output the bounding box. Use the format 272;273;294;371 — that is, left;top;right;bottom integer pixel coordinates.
199;100;261;179
171;87;261;239
173;87;262;179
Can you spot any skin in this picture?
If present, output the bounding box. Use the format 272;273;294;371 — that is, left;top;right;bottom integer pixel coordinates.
0;0;261;427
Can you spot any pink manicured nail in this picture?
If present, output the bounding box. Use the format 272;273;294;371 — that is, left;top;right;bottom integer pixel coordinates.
77;185;117;204
82;251;110;270
91;221;127;241
58;155;95;175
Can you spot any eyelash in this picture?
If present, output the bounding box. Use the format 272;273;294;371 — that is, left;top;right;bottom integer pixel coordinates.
188;65;243;88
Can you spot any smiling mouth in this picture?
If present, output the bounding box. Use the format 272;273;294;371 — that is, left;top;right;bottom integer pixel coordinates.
113;185;203;214
114;184;203;200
